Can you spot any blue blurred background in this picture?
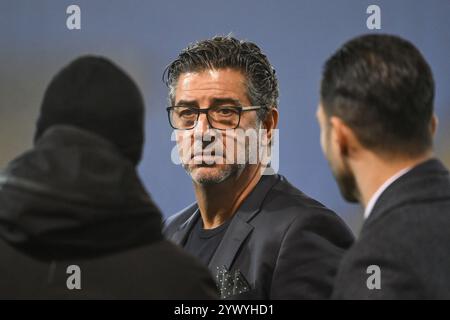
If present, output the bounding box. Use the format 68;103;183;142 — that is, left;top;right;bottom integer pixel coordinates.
1;0;449;234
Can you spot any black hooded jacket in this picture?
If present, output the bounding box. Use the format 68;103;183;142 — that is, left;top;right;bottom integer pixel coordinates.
0;126;217;299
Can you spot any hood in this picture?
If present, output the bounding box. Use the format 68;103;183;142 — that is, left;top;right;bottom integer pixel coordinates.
0;125;162;260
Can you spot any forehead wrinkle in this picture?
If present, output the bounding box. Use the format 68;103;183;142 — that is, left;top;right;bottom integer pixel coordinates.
175;70;250;105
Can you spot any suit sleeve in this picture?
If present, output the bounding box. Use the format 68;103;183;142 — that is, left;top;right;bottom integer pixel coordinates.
270;209;354;299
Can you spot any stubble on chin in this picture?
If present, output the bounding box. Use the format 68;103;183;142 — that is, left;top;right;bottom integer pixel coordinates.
184;163;245;185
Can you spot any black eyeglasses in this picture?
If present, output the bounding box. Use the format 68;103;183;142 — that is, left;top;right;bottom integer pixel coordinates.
166;105;265;130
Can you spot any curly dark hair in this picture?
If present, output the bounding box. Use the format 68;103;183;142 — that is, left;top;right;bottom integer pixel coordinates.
163;35;279;120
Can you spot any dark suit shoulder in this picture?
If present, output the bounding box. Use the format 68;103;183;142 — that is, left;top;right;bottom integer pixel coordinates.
260;175;353;237
263;176;354;299
333;163;450;299
358;198;450;262
271;175;338;214
334;204;450;299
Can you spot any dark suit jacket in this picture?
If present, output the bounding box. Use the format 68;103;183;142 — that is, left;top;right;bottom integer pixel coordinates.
164;174;354;299
333;159;450;299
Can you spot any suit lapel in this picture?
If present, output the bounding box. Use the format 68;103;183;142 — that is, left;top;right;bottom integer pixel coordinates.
207;214;253;271
171;208;200;245
207;174;280;272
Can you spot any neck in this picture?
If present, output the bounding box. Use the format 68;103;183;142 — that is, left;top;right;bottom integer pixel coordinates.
194;164;262;229
352;151;433;208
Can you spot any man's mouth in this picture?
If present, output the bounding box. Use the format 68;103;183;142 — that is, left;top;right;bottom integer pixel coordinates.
191;151;225;165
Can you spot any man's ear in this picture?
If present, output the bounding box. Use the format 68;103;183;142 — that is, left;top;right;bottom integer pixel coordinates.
329;116;359;157
262;107;279;143
431;114;438;136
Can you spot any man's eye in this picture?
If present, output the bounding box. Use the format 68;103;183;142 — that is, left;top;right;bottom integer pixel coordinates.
217;107;238;115
179;109;196;117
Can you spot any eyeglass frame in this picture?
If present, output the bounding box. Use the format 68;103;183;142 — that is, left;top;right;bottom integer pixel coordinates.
166;105;267;130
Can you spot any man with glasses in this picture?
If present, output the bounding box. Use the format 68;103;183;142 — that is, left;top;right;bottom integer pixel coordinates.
163;36;354;299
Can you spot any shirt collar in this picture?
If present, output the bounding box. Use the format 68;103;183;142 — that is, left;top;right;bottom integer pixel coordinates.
364;167;412;219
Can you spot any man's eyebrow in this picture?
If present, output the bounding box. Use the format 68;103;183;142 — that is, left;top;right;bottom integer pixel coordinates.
211;98;241;106
175;100;199;107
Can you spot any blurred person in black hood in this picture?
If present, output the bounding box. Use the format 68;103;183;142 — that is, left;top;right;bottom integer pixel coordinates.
0;56;218;299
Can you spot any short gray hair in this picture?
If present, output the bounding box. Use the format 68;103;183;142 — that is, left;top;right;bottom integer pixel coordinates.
163;35;279;120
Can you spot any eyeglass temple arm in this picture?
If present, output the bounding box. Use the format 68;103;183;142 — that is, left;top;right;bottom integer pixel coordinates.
241;106;265;111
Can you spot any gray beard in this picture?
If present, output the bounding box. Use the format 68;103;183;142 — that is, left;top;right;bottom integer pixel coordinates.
184;121;262;186
184;163;246;185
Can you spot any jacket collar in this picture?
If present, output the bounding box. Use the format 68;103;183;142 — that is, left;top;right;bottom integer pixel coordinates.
171;174;280;271
364;158;450;228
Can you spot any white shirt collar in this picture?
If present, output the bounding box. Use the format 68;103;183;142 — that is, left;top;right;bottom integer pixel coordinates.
364;167;412;219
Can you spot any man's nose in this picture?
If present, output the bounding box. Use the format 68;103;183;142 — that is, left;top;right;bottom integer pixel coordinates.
194;112;210;134
193;113;216;148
